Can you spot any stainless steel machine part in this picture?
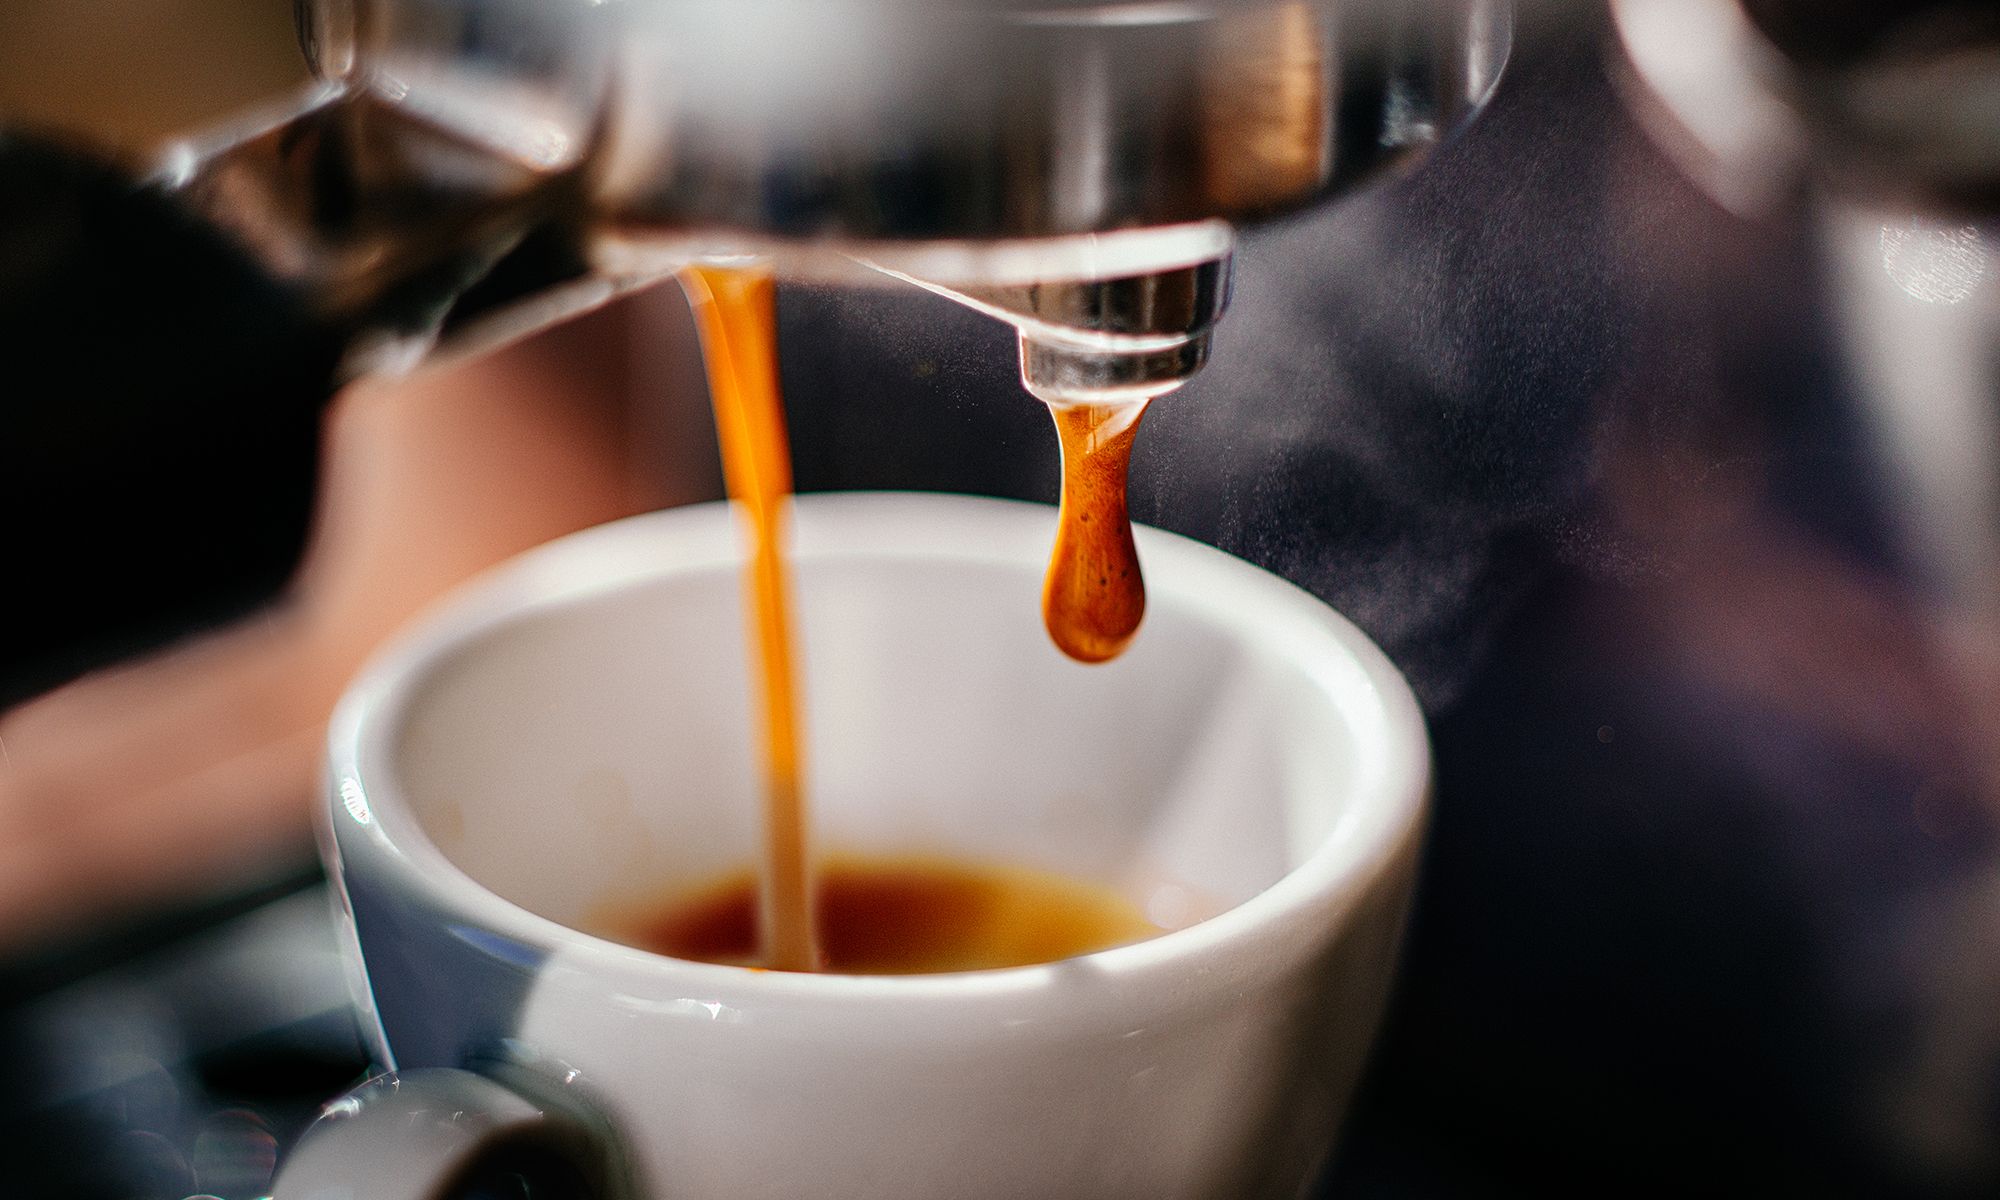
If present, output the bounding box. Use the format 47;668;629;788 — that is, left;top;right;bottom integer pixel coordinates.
169;0;1511;395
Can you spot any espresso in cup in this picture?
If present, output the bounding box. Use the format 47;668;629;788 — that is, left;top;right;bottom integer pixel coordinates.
596;853;1163;974
680;264;1163;974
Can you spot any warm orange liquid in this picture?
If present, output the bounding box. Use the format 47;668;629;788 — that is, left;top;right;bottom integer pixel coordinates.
679;264;818;972
675;268;1158;972
608;854;1161;974
1043;400;1150;664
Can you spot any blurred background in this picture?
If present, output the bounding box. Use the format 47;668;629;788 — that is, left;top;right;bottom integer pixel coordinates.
5;0;2000;1197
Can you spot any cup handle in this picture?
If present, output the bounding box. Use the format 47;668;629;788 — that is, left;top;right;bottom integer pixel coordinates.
273;1066;633;1200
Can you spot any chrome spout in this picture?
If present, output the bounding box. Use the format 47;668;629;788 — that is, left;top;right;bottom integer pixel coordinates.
872;249;1232;404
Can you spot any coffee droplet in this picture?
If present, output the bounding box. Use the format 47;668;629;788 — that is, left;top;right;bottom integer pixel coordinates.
1043;400;1148;663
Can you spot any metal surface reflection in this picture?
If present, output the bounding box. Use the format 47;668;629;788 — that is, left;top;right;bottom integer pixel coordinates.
168;0;1510;392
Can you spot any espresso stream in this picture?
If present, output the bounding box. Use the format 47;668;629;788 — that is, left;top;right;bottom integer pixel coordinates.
679;264;817;972
676;264;1155;971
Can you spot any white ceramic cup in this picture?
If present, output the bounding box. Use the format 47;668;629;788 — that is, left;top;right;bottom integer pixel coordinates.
278;492;1429;1200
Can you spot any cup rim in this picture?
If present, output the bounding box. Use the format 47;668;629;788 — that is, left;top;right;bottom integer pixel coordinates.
326;491;1430;1004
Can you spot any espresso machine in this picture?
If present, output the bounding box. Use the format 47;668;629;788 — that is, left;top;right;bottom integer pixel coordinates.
0;0;1508;709
185;0;1506;395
